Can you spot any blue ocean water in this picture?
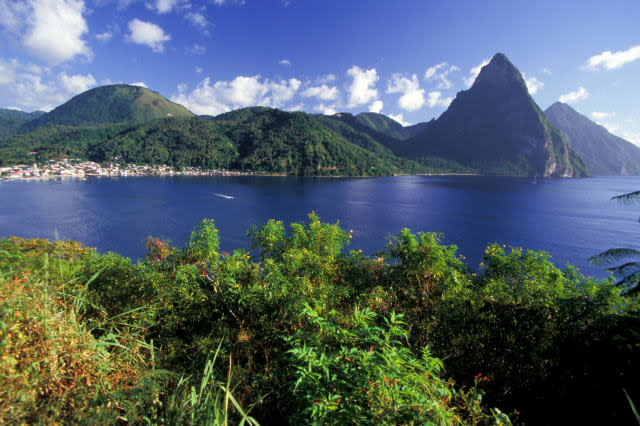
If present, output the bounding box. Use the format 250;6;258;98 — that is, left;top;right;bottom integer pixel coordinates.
1;175;639;278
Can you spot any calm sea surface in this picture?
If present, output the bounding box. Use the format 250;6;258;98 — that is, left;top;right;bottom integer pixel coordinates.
1;175;639;278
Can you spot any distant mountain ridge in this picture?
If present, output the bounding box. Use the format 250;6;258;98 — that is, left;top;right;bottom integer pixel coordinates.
545;102;640;176
0;108;45;139
22;85;194;131
395;53;588;177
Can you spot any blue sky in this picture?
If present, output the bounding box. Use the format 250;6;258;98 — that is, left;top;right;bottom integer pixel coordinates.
1;0;639;144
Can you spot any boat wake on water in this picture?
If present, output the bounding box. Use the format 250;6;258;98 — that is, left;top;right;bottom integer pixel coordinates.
214;193;235;199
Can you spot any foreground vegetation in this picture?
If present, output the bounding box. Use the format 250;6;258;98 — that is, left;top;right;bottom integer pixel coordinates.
1;214;638;424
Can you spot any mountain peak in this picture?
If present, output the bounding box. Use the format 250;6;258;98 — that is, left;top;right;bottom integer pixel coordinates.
472;53;527;90
22;84;194;130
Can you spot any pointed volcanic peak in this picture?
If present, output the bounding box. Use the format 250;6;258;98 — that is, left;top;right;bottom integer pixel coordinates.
396;53;588;177
22;84;194;131
546;102;640;175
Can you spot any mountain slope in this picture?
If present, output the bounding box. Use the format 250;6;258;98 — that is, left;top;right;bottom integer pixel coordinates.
545;102;640;175
0;108;45;139
2;108;426;175
396;53;588;177
22;85;194;131
353;112;428;140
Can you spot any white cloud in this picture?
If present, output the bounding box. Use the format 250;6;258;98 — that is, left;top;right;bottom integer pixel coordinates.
314;104;337;115
346;66;378;107
96;31;112;41
301;84;338;101
369;100;383;113
188;44;206;55
427;91;453;108
0;58;19;85
130;81;148;88
149;0;180;13
0;0;92;64
387;113;409;126
279;59;291;66
171;75;301;115
464;58;490;87
287;103;304;111
59;71;96;93
0;62;97;111
541;67;552;75
583;44;640;71
0;0;29;32
127;18;170;53
592;111;616;120
524;75;544;95
386;73;425;112
184;12;209;33
424;62;459;89
558;87;589;104
317;73;336;84
195;66;203;73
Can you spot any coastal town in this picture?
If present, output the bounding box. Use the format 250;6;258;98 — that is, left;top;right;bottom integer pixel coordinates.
0;157;258;179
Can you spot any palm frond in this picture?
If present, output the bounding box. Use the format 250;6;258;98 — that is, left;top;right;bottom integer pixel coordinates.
612;190;640;206
607;261;640;277
589;248;640;266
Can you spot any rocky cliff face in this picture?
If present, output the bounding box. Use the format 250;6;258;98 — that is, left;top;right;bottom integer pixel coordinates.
395;53;588;177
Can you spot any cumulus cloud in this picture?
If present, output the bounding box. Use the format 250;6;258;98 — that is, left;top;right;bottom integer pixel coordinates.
130;81;148;88
583;44;640;71
171;75;301;115
591;111;616;120
300;84;338;101
541;67;552;75
424;62;459;89
387;113;410;127
464;58;490;87
386;73;425;112
558;87;589;104
369;100;383;113
0;0;92;64
59;71;96;93
524;75;544;95
96;31;112;41
127;18;171;52
346;66;379;107
427;91;453;108
314;104;337;115
279;59;291;66
148;0;180;13
195;66;203;73
0;61;96;111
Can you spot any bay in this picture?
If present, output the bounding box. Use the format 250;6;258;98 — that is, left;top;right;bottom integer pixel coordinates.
1;175;639;279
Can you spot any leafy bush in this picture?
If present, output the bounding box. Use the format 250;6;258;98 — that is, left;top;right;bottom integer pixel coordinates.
1;214;638;424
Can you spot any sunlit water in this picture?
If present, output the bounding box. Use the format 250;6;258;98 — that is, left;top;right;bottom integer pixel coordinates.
1;175;639;279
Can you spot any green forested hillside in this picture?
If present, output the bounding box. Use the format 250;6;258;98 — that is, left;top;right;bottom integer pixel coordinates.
21;85;194;131
1;108;429;176
0;108;45;139
545;102;640;175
